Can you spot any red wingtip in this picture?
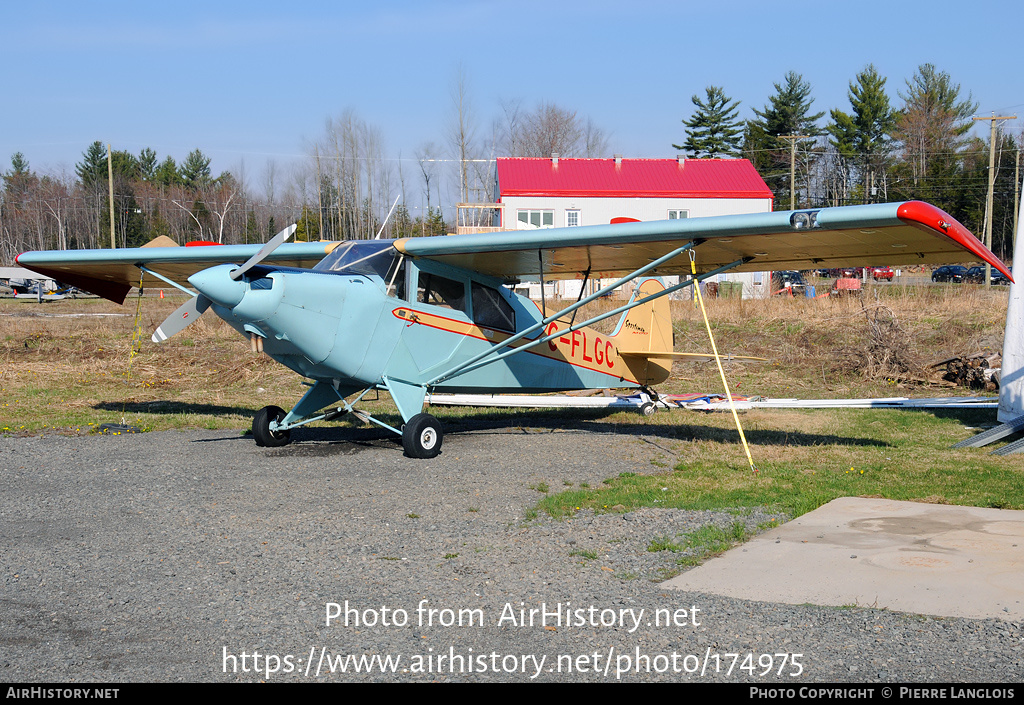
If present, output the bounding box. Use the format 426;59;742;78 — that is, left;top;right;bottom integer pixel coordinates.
897;201;1013;283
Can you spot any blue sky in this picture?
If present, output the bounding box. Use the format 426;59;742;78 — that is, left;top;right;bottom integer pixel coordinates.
3;0;1022;204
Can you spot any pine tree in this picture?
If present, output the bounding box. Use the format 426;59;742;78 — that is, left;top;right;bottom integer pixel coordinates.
673;86;742;158
827;65;896;203
744;71;825;208
180;149;212;189
154;156;181;187
752;71;825;137
139;148;158;181
8;152;30;178
75;141;107;187
889;64;978;219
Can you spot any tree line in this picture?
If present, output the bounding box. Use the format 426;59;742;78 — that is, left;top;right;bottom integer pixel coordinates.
0;80;610;261
2;63;1019;262
676;64;1021;260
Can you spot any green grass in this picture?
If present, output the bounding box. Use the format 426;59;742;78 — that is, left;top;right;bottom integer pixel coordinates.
535;407;1024;520
648;523;749;564
646;536;686;553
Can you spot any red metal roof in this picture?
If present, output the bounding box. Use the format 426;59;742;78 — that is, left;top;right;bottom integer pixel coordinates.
496;157;773;200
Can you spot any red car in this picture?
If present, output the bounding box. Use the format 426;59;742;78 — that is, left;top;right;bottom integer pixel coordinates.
871;266;894;281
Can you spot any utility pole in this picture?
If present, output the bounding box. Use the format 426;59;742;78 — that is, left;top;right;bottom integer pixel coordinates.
1015;142;1020;256
106;143;115;249
973;114;1016;286
315;146;324;240
778;135;809;210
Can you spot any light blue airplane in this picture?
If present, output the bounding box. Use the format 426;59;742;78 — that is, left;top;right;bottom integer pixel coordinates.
16;201;1011;457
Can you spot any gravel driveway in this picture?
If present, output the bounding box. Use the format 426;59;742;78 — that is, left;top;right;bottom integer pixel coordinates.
1;422;1021;683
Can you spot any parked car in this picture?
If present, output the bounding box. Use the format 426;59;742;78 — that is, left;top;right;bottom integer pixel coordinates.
965;265;1009;285
771;270;808;295
871;266;894;281
931;265;967;283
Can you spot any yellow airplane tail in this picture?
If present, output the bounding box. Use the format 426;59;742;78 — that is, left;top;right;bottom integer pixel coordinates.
611;277;674;385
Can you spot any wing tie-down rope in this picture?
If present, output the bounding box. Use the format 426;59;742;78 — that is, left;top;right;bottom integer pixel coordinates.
689;250;758;474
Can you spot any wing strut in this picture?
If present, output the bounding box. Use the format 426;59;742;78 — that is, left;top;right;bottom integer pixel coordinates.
137;265;196;297
430;256;754;385
569;267;591;327
538;249;547;319
430;257;748;384
426;239;705;386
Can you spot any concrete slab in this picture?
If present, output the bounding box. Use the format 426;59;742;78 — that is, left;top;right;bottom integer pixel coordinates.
663;497;1024;621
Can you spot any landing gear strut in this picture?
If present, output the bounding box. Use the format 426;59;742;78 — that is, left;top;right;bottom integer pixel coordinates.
402;413;443;458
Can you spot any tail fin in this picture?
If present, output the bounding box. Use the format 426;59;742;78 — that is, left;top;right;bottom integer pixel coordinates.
611;277;674;385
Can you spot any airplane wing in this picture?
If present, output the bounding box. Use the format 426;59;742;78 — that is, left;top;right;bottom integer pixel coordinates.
15;241;340;303
394;201;1012;282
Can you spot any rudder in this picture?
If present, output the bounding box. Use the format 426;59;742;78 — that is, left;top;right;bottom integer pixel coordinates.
611;277;674;385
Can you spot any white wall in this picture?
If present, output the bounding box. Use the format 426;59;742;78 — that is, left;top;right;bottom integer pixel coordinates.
499;195;773;299
500;195;771;229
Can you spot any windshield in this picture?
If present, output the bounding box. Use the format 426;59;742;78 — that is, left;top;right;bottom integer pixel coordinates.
313;240;397;279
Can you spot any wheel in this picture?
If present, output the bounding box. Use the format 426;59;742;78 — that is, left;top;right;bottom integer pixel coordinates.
253;405;291;447
402;413;443;458
639;401;656;417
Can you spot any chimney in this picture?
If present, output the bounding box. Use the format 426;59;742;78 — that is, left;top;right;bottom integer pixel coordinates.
551;152;559;167
614;154;622;167
676;154;685;167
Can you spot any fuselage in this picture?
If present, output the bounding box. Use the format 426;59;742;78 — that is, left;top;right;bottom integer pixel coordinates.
188;240;649;396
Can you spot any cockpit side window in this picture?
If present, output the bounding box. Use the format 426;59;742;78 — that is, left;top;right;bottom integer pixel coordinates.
471;282;515;332
417;273;467;313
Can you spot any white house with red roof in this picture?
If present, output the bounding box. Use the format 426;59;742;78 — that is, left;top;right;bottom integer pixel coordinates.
493;155;772;229
487;156;775;298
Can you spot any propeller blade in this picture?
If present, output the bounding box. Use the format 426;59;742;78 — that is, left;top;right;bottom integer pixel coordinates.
152;294;211;343
230;224;297;281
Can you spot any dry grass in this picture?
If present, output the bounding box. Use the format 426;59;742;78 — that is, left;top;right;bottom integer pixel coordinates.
659;282;1007;398
0;282;1009;435
0;294;303;433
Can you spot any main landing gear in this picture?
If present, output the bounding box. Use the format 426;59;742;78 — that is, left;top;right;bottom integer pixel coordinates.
251;399;444;459
253;405;292;447
401;413;443;459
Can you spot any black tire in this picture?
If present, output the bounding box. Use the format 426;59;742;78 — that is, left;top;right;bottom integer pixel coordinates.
402;413;443;458
639;401;656;417
253;405;291;447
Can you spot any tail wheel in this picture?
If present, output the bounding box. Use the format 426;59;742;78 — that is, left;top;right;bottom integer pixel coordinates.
253;405;291;447
402;413;443;458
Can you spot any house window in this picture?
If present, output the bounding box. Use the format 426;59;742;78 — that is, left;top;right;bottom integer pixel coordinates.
668;209;688;220
517;210;554;229
565;210;580;227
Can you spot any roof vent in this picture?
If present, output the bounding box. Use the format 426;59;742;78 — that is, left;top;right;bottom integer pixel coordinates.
614;154;622;167
551;152;559;167
677;154;685;167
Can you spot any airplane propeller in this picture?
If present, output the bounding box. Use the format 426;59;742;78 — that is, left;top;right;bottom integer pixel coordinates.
151;224;296;344
230;224;296;280
152;293;212;343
